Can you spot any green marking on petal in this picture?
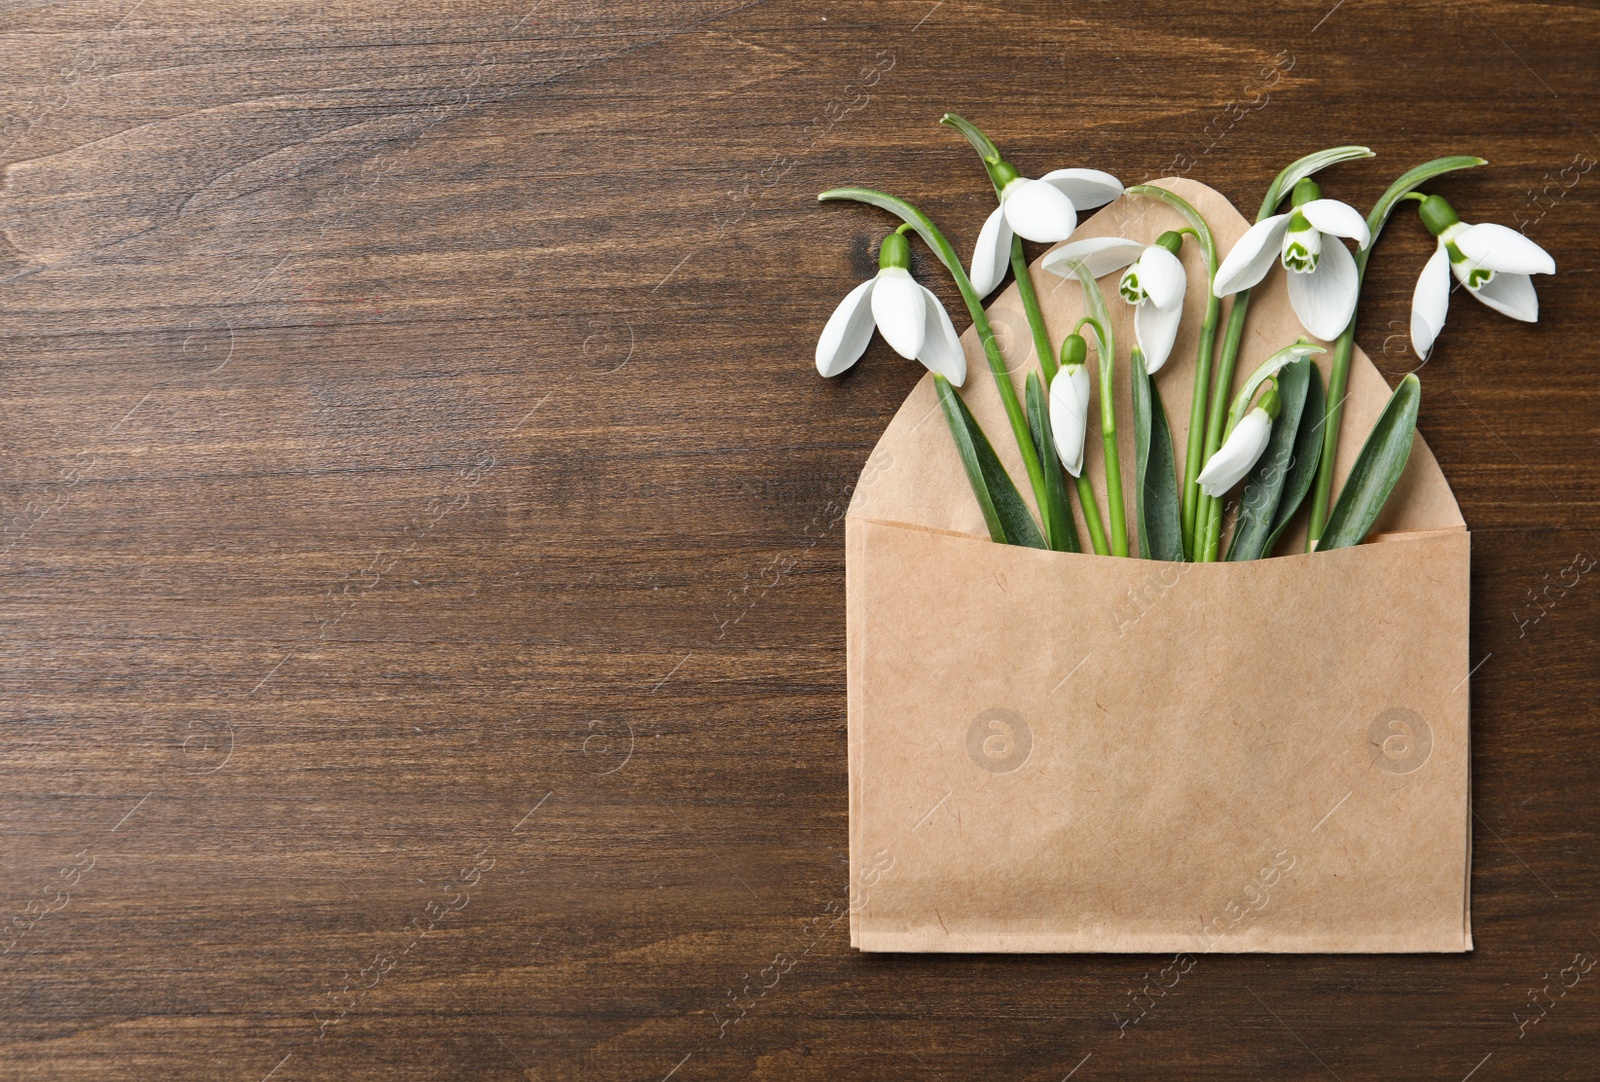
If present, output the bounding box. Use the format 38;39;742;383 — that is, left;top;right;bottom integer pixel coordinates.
1118;267;1145;304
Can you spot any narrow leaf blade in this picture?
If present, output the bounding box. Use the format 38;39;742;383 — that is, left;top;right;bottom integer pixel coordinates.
935;375;1047;550
1264;360;1326;554
1318;374;1421;551
1133;353;1186;562
1226;357;1312;561
1026;372;1080;553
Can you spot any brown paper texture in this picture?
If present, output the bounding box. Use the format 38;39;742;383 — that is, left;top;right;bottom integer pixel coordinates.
845;179;1471;953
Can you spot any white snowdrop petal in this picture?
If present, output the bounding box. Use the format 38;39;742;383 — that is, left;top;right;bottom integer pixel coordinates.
913;285;968;385
815;278;878;377
1040;236;1144;280
1469;271;1539;322
1409;244;1451;360
869;268;927;359
1195;409;1273;498
1135;297;1183;375
969;205;1013;297
1286;236;1359;340
1300;198;1372;249
1213;214;1291;296
1455;222;1556;276
1002;178;1078;243
1048;365;1092;477
1136;246;1187;310
1038;168;1124;210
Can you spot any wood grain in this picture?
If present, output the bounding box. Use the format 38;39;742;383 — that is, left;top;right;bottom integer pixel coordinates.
0;1;1597;1078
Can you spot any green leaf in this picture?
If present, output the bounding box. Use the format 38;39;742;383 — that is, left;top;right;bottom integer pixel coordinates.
1258;145;1375;221
1318;374;1421;551
1226;357;1312;562
1025;372;1080;554
935;375;1047;550
1264;359;1326;555
1132;352;1186;562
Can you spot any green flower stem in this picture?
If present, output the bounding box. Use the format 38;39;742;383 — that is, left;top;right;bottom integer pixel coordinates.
1072;473;1111;556
942;114;1105;553
1304;154;1487;548
819;187;1049;527
1196;287;1251;560
1011;237;1057;383
1010;235;1110;555
1197;145;1375;561
1307;331;1356;546
1074;266;1129;557
1126;184;1219;557
940;112;1002;169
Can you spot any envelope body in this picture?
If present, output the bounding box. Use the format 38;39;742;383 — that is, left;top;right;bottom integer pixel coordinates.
843;180;1472;953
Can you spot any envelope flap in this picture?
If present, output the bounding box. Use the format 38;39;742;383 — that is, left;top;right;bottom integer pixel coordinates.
845;178;1466;549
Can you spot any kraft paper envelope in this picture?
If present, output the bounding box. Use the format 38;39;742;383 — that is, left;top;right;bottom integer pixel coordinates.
844;178;1471;953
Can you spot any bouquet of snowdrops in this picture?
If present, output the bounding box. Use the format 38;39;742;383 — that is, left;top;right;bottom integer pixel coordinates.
815;116;1554;561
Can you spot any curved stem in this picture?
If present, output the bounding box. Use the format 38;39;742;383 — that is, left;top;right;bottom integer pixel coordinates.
940;112;1002;168
1304;155;1486;547
1127;183;1219;557
1012;236;1109;553
1074;266;1128;557
1009;234;1107;554
941;120;1089;553
819;187;1049;521
1196;146;1375;561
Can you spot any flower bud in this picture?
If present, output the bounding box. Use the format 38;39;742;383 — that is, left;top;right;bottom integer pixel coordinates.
1060;331;1088;370
878;230;912;271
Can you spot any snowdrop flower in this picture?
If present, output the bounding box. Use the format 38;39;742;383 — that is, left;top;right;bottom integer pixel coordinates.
815;229;966;385
1409;193;1556;359
1196;380;1281;498
1213;178;1371;341
969;161;1123;296
1042;231;1188;373
1048;333;1092;476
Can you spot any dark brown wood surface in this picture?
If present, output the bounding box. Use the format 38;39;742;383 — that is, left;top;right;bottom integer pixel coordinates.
0;1;1597;1078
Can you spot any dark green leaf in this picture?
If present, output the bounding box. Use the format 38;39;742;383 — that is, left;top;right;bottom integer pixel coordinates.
1318;374;1422;551
1226;357;1312;562
935;375;1047;550
1132;353;1186;562
1025;372;1080;554
1263;360;1326;555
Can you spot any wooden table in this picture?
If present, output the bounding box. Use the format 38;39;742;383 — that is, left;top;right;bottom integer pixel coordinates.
1;2;1596;1078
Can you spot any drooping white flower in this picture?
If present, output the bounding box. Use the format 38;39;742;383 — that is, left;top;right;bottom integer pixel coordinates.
1196;381;1282;498
1048;334;1092;476
969;161;1123;296
1213;178;1372;341
1409;194;1556;359
1042;232;1188;373
815;230;966;385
